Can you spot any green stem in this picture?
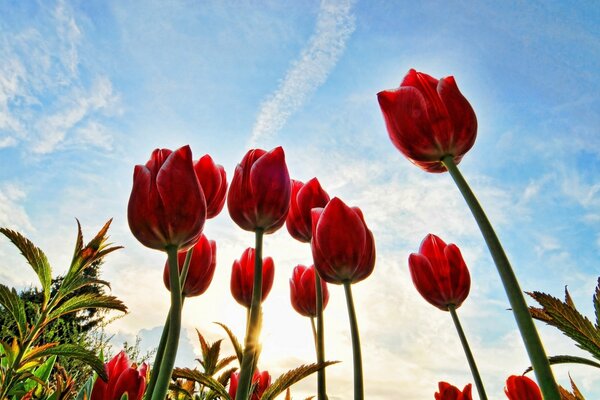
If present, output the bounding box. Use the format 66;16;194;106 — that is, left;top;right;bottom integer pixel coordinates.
310;317;318;350
151;245;184;400
448;305;488;400
146;249;193;399
441;155;560;400
343;282;363;400
235;229;265;400
315;272;328;400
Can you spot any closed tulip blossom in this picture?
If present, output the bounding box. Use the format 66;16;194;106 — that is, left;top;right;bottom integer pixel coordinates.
286;178;330;243
162;234;217;297
311;197;375;285
408;234;471;311
231;247;275;308
290;265;330;318
377;69;477;173
435;382;473;400
91;351;148;400
127;145;206;251
504;375;542;400
194;154;228;218
227;147;291;233
229;370;271;400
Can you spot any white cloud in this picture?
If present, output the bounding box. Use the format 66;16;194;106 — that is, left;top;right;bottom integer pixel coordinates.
250;0;356;145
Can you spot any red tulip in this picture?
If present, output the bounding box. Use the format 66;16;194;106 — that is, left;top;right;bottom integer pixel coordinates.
377;69;477;173
435;382;472;400
290;265;329;318
194;154;228;218
163;234;217;297
229;370;271;400
311;197;376;285
91;351;148;400
227;147;291;233
286;178;330;243
231;247;275;307
504;375;542;400
408;234;471;311
127;145;206;251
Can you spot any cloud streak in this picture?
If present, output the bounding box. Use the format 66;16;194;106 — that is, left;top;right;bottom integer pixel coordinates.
250;0;356;145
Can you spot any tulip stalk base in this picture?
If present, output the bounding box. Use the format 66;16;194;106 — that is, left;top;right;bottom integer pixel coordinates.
441;155;560;400
315;272;328;400
448;305;487;400
343;281;363;400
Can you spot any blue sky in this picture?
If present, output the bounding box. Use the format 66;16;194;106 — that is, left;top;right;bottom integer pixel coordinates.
1;0;599;399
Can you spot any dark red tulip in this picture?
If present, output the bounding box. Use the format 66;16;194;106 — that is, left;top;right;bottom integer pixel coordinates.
194;154;228;218
504;375;542;400
91;351;148;400
290;264;329;318
229;370;271;400
127;145;206;251
377;69;477;173
408;234;471;311
435;382;472;400
311;197;375;285
231;247;275;308
286;178;330;243
227;147;291;233
163;234;217;297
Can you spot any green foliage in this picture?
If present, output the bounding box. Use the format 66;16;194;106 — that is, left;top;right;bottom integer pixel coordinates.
260;362;337;400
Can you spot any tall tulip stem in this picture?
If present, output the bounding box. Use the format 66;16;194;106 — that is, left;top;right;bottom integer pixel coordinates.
151;245;184;400
315;272;328;400
236;228;265;400
448;305;488;400
441;155;559;400
343;281;363;400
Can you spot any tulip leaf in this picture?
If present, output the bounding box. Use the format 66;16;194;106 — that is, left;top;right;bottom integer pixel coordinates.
32;344;107;380
260;362;338;400
214;322;243;365
0;227;52;304
171;367;231;400
0;283;27;339
523;355;600;374
47;293;127;322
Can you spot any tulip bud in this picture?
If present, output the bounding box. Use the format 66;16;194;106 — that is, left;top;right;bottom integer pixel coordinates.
127;145;206;251
227;147;291;233
229;370;271;400
435;382;472;400
91;351;148;400
194;154;228;219
504;375;542;400
408;234;471;311
286;178;330;243
290;265;329;318
230;247;275;308
377;69;477;173
163;234;217;297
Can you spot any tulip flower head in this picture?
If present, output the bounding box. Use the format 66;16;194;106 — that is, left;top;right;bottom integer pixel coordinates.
377;69;477;173
227;146;291;233
229;370;271;400
290;264;330;318
194;154;228;218
231;247;275;308
127;145;207;251
311;197;376;285
504;375;542;400
163;234;217;297
435;382;472;400
91;351;148;400
286;178;330;243
408;234;471;311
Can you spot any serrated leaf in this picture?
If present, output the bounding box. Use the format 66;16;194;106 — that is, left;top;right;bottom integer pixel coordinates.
0;228;52;304
214;322;243;365
215;355;237;374
260;362;338;400
565;286;576;308
569;375;585;400
197;328;210;357
48;293;127;322
172;368;230;400
528;291;600;361
523;354;600;374
594;278;600;329
0;284;27;338
57;275;112;300
33;344;107;380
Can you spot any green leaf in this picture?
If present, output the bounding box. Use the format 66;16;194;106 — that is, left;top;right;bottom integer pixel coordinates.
0;284;27;338
215;355;237;374
523;354;600;374
33;344;107;380
75;371;98;400
172;368;231;400
0;228;52;304
260;362;338;400
214;322;243;365
47;293;127;322
594;278;600;329
23;355;56;391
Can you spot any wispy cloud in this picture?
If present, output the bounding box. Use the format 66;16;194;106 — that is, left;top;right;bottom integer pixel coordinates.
250;0;356;145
